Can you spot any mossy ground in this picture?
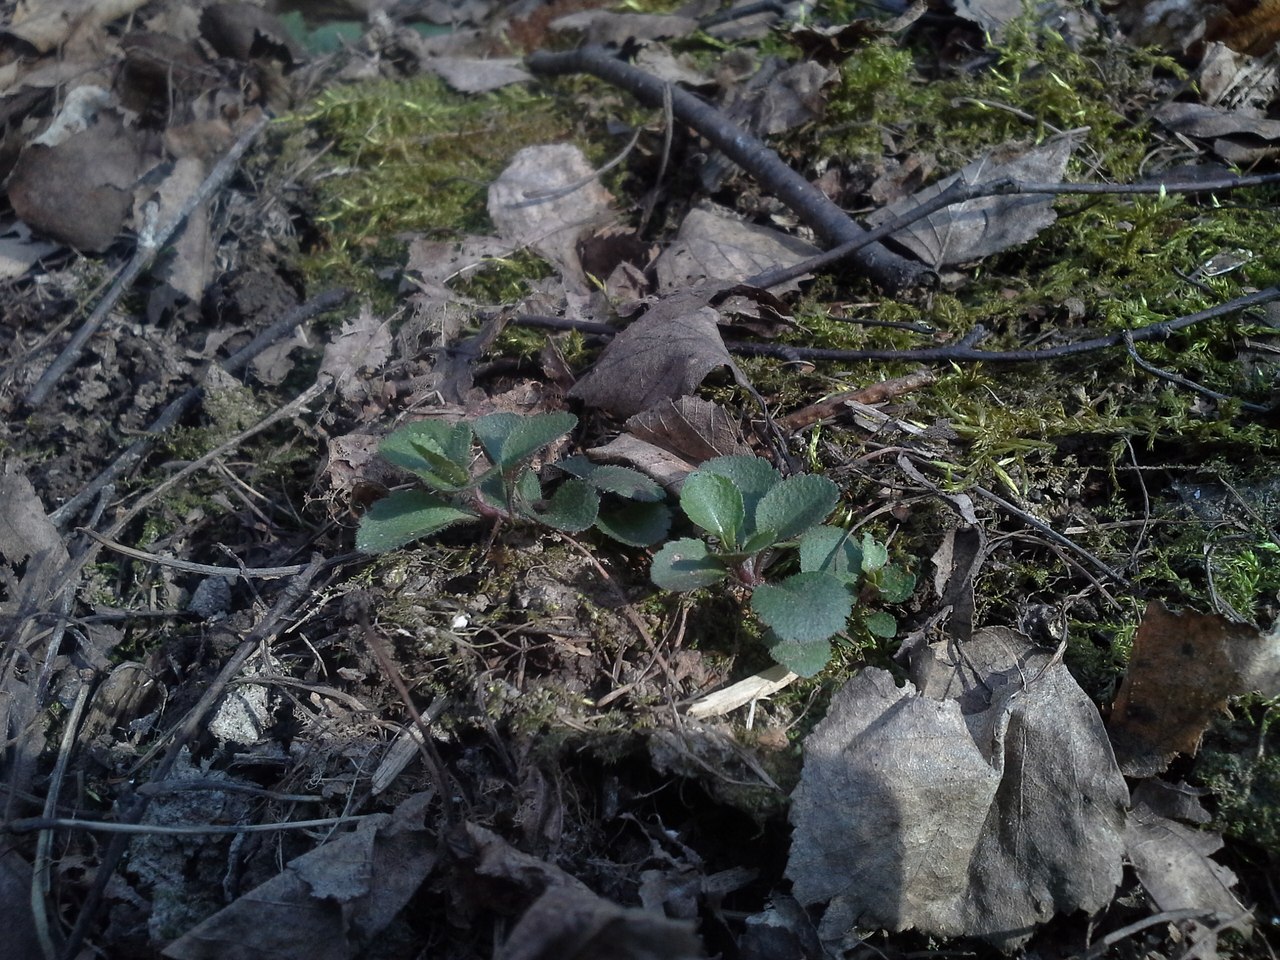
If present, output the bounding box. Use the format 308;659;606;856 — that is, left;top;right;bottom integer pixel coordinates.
268;5;1280;840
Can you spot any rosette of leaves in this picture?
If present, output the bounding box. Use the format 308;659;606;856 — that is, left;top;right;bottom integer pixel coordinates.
650;455;915;677
357;412;669;553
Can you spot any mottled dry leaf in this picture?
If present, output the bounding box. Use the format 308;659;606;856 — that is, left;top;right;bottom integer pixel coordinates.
654;206;820;294
497;884;704;960
320;304;393;400
7;92;149;252
1125;785;1250;950
488;144;616;290
549;11;698;46
569;286;754;418
425;57;530;92
586;435;698;492
1155;101;1280;163
163;793;436;960
6;0;147;53
1109;600;1280;776
788;629;1128;947
867;133;1078;268
626;396;753;464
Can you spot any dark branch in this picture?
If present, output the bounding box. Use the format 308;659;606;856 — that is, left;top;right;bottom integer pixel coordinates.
525;45;932;294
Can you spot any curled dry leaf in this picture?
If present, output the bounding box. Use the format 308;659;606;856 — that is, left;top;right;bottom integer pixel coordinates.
163;792;437;960
788;628;1128;948
568;285;755;419
1125;782;1250;952
866;132;1078;269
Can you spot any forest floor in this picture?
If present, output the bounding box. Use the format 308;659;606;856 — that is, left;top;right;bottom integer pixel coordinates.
1;1;1279;958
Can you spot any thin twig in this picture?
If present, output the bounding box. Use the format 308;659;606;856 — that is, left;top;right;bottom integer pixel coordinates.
7;814;376;835
25;113;272;408
973;485;1128;585
1123;330;1268;412
746;170;1280;291
526;45;931;292
80;529;358;579
777;368;937;431
515;286;1280;368
1074;908;1219;960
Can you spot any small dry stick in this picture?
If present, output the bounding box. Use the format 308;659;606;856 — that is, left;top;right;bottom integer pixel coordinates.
80;528;357;579
777;368;938;431
25;113;272;408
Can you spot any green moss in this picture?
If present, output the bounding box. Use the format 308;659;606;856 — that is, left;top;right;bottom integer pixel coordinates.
280;74;592;308
1198;702;1280;855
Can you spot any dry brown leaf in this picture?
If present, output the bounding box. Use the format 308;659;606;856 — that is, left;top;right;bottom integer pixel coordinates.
424;56;530;92
1155;101;1280;164
653;206;820;294
7;90;150;252
320;304;394;401
1109;600;1280;776
496;884;705;960
1125;784;1250;951
488;144;616;291
788;629;1128;947
163;792;437;960
626;396;753;464
567;286;751;418
867;133;1078;269
6;0;147;53
549;11;698;46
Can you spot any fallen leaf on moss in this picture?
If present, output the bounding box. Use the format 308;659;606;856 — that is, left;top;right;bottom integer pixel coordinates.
1109;600;1280;776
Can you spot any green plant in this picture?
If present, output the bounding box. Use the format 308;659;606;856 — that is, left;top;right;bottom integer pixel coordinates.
650;456;915;677
357;412;670;553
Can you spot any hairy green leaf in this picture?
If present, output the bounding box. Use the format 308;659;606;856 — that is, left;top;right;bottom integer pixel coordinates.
755;474;839;542
357;490;477;553
799;525;863;584
520;477;599;532
478;466;541;514
861;533;889;572
680;471;744;546
764;630;832;678
751;572;852;643
739;529;781;555
379;420;473;490
595;501;672;547
651;538;727;591
696;455;779;534
877;565;916;603
864;610;898;638
474;411;576;469
555;456;664;501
